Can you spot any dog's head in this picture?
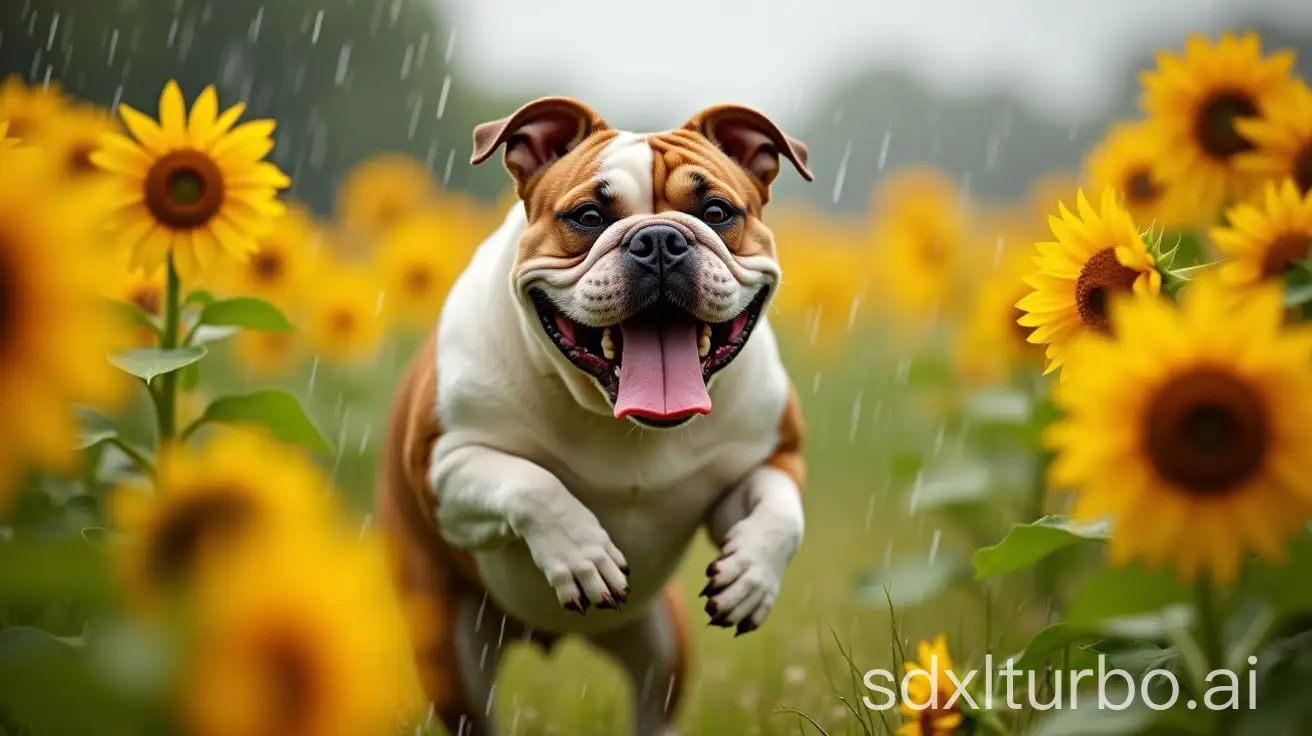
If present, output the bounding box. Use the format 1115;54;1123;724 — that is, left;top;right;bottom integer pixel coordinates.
471;98;812;428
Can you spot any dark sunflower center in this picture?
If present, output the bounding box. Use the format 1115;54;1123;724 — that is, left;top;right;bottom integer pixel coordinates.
403;266;433;296
69;145;99;175
1195;92;1258;161
262;631;321;736
1145;368;1269;494
144;149;225;229
1296;143;1312;195
1074;247;1140;332
131;286;163;316
251;251;284;284
1261;232;1311;279
329;309;356;336
146;491;254;588
1125;168;1160;203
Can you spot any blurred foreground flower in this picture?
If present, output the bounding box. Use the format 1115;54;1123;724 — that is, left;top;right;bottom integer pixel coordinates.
1214;179;1312;291
1140;32;1296;214
112;431;335;605
0;147;122;508
336;154;438;242
1047;276;1312;583
103;265;166;348
1236;80;1312;195
0;120;17;149
899;635;965;736
184;532;423;736
0;74;67;140
94;81;290;279
957;249;1044;384
1017;189;1160;375
235;330;301;378
30;102;121;180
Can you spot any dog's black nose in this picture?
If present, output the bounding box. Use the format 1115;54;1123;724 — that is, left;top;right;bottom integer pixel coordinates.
626;224;691;276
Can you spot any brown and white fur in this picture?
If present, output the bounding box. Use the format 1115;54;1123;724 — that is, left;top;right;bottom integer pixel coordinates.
376;98;812;736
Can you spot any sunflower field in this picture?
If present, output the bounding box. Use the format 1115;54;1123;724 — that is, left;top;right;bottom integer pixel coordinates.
4;24;1312;736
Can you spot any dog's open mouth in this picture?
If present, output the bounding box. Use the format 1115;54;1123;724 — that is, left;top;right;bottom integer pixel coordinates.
531;288;768;427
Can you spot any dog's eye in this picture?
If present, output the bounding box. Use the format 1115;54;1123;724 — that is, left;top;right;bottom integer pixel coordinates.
567;204;605;230
700;199;735;226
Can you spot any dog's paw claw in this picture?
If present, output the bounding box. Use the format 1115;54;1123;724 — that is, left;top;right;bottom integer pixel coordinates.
564;598;588;615
735;619;759;637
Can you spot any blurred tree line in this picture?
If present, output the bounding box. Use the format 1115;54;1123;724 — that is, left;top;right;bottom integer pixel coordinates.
4;2;1310;217
0;0;516;212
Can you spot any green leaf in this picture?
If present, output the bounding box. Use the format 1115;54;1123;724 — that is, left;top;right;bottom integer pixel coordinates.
76;427;118;451
0;538;115;603
188;389;331;452
184;289;215;308
1243;533;1312;611
1008;622;1082;671
972;515;1109;579
909;460;992;511
1067;563;1191;628
964;388;1031;426
0;627;111;734
107;346;207;383
855;557;964;608
1283;281;1312;309
198;296;294;332
1029;703;1156;736
191;325;243;345
98;297;161;336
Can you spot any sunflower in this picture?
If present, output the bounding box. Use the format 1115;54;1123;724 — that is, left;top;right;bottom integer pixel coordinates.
1236;80;1312;195
304;265;383;363
111;431;335;604
1140;32;1296;214
235;330;300;377
0;75;68;140
957;248;1045;384
183;530;423;736
1086;121;1201;229
1017;189;1161;375
336;154;437;241
0;146;123;508
1047;275;1312;583
93;81;290;280
29;102;121;180
871;168;967;318
220;203;320;307
377;212;467;328
1213;179;1312;290
899;635;966;736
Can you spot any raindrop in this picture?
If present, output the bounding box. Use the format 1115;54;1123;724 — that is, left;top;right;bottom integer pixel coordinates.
993;234;1005;265
415;31;430;66
847;293;861;329
893;356;910;386
882;540;894;567
931;421;946;458
848;390;863;443
580;679;588;699
985;133;1001;170
358;513;372;536
306;355;320;398
357;422;371;455
248;7;264;42
166;17;178;47
479;642;489;669
928;528;942;563
444;26;458;62
435;74;451;120
442;148;455;186
400;44;414;79
45;12;58;50
907;469;924;512
425;137;440;169
864;493;877;532
407;93;424;139
389;0;404;26
335;43;352;86
830;141;851;204
811;372;822;394
310;9;324;44
876;129;891;170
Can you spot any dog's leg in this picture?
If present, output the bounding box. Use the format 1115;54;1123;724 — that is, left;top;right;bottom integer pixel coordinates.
587;584;691;736
431;444;630;611
701;464;805;634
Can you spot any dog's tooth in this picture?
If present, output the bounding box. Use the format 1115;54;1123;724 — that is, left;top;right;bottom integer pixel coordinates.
700;323;712;341
698;333;711;358
601;327;616;360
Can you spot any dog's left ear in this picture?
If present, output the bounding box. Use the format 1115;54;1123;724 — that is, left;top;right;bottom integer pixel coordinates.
684;105;814;188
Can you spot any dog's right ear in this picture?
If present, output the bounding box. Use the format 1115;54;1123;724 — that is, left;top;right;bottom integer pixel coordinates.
470;98;608;197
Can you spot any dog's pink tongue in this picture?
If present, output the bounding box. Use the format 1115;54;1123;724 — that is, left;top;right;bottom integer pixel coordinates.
615;315;711;421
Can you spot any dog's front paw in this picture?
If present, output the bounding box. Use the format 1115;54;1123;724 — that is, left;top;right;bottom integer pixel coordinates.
700;513;801;635
520;509;629;614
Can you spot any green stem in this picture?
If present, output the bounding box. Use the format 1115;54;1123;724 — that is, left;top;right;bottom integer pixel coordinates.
1195;575;1230;735
156;255;181;447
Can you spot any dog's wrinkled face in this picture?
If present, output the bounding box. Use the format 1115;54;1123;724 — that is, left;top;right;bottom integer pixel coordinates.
470;99;813;427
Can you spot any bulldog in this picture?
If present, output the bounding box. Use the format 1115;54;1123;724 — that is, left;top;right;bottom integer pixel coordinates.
376;97;813;736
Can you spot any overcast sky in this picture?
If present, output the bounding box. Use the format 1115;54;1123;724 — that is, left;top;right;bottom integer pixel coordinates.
438;0;1312;130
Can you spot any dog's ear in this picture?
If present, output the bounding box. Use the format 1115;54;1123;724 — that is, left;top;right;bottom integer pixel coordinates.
683;105;813;190
470;98;608;196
